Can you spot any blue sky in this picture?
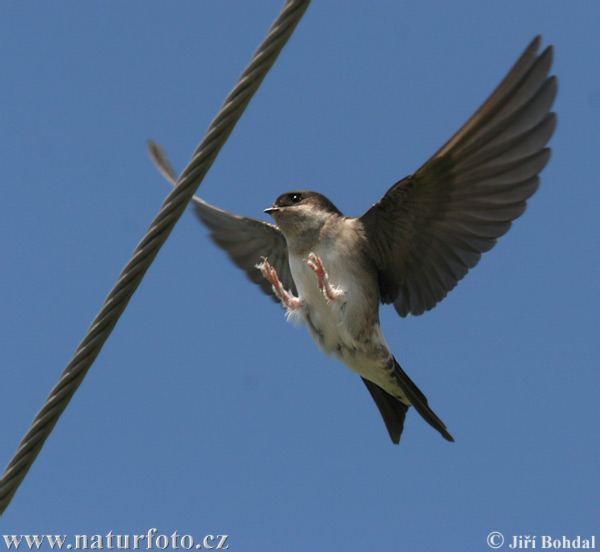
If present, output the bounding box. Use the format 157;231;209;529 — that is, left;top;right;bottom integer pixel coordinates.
1;1;599;550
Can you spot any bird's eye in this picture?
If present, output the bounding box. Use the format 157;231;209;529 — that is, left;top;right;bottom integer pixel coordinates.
289;193;302;204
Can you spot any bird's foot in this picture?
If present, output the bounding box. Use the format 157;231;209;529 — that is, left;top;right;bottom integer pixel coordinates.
306;253;344;302
257;257;302;310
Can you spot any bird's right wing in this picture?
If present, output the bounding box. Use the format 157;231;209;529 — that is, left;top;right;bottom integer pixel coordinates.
192;198;297;300
148;141;296;301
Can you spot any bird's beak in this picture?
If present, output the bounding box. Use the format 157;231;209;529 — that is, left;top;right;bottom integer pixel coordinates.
264;207;279;215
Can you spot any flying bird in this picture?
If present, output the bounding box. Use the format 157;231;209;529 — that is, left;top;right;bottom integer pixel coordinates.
149;36;556;444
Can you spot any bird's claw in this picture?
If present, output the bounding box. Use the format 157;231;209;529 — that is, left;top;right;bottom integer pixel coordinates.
306;253;343;302
257;257;302;310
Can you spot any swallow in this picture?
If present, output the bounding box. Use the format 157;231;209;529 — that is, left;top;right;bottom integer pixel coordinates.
149;36;556;444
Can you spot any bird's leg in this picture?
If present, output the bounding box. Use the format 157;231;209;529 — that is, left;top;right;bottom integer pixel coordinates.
257;258;302;310
306;253;344;302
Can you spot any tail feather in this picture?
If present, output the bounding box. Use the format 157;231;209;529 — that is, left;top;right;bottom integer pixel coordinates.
362;378;408;444
391;357;454;442
362;358;454;444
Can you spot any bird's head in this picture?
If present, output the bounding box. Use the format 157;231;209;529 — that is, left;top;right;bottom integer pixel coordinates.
265;191;343;244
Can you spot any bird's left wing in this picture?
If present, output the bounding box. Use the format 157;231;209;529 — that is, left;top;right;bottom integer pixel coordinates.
360;36;556;317
147;141;296;301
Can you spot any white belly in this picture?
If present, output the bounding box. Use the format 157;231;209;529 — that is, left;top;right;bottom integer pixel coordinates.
286;248;395;390
288;251;350;354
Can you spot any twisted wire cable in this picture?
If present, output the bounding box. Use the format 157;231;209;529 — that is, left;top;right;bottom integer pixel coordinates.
0;0;310;517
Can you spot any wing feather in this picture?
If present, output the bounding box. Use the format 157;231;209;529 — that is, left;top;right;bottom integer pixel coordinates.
192;198;297;300
147;140;295;301
360;37;556;316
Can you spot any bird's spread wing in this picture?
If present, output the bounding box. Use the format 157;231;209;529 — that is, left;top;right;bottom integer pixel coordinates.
192;198;297;300
360;36;557;317
147;140;296;301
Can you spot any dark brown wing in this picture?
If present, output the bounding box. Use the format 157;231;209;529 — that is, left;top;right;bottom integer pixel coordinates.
147;140;296;300
192;198;297;300
360;36;557;317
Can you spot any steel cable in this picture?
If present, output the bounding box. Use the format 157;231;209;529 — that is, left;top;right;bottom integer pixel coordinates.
0;0;310;517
